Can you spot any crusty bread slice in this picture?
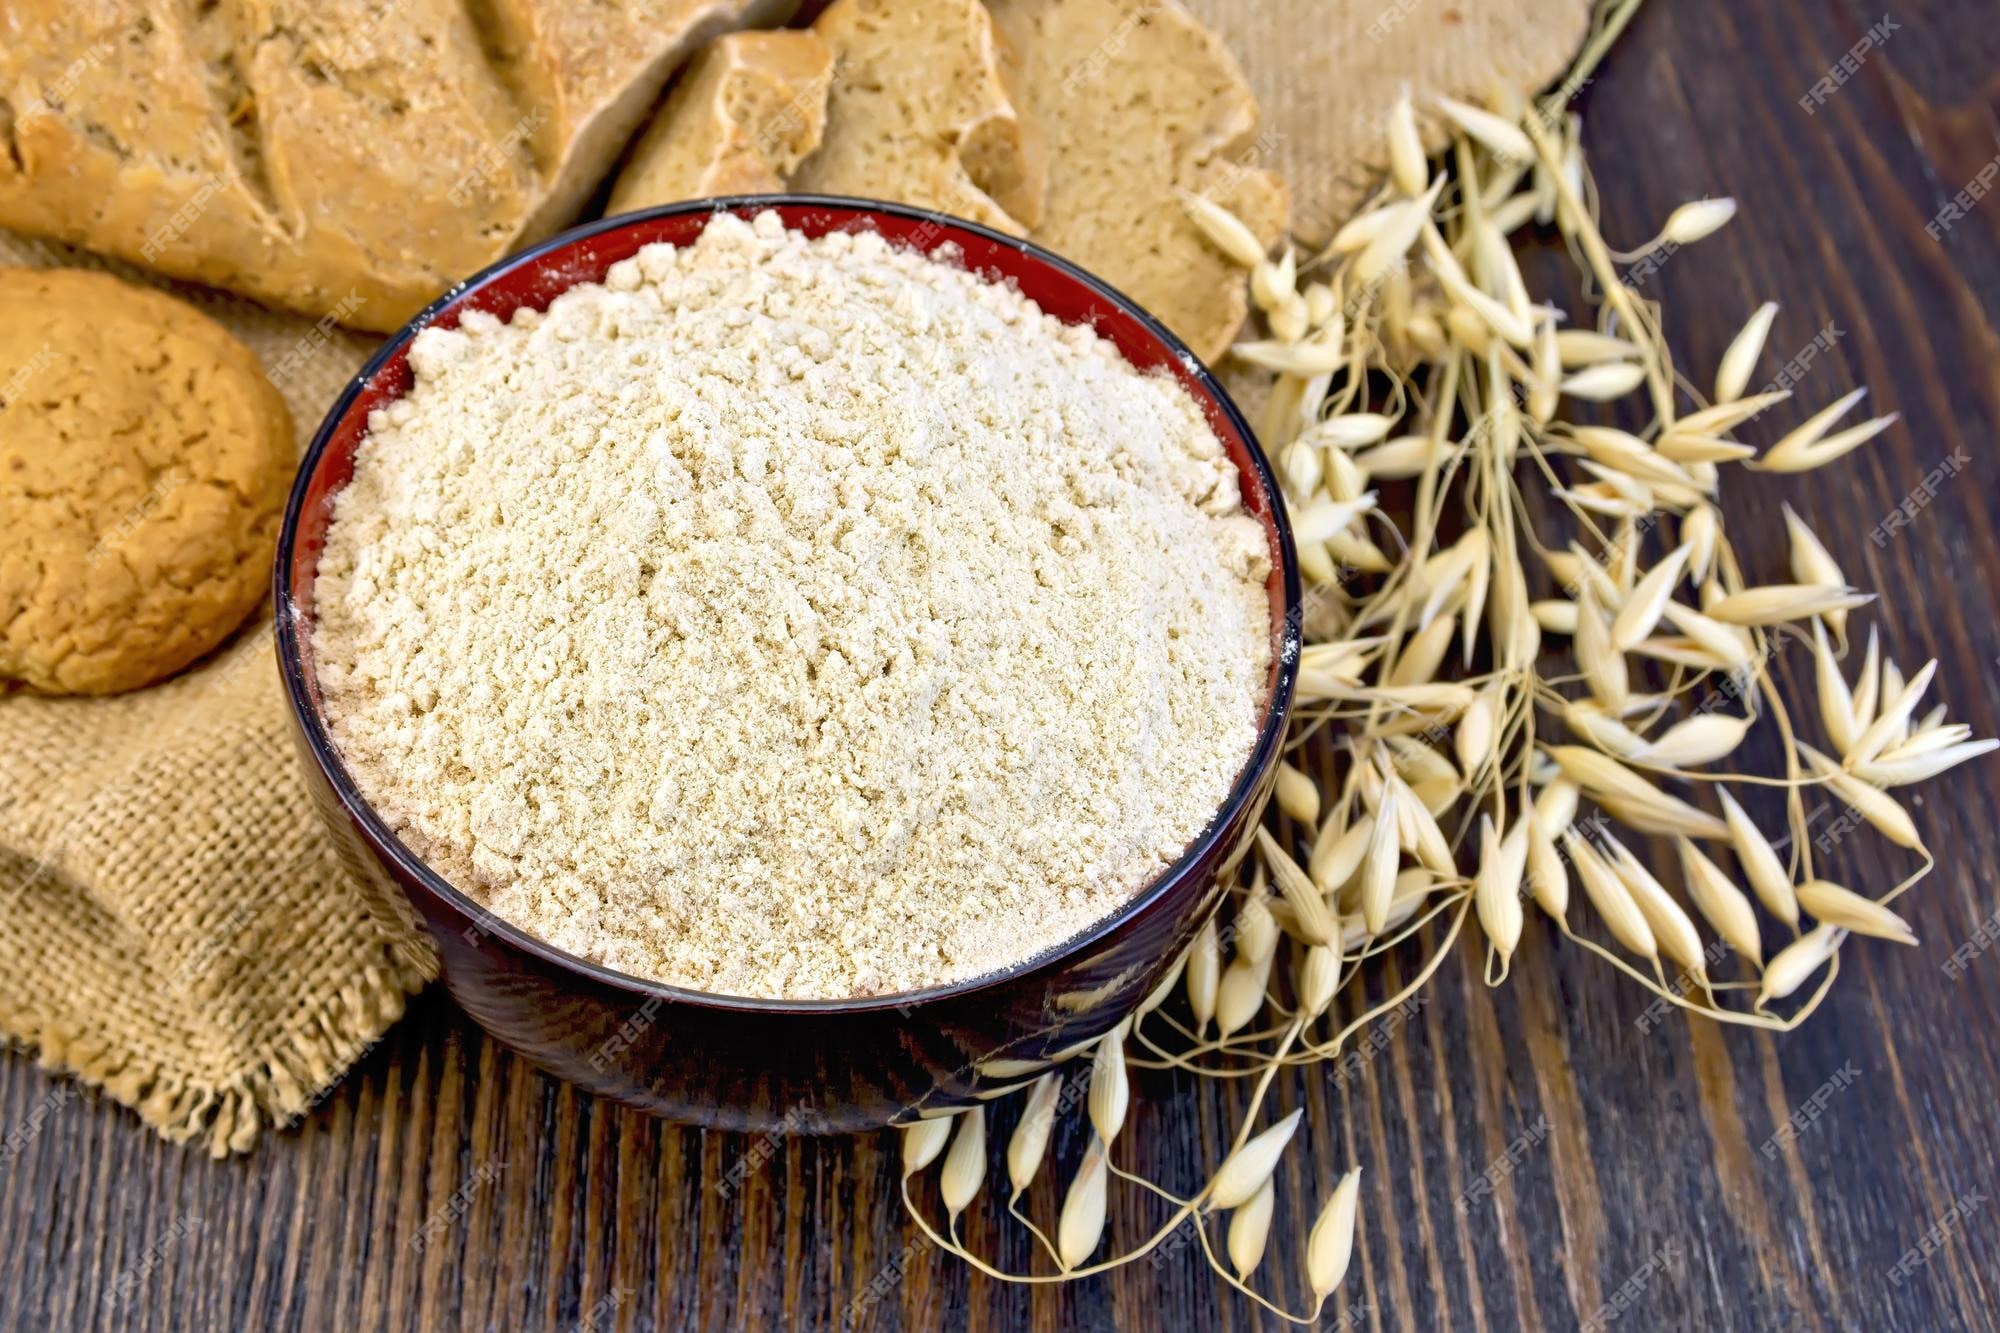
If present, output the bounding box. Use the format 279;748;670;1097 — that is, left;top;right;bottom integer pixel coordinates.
988;0;1288;364
609;30;834;213
0;0;794;332
788;0;1046;235
479;0;801;241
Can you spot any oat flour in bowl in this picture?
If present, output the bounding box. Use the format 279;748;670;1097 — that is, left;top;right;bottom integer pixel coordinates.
312;212;1272;1000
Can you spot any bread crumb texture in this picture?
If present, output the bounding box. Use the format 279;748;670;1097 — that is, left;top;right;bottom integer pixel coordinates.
313;213;1271;999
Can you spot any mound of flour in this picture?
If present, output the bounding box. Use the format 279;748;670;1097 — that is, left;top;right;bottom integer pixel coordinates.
313;211;1271;999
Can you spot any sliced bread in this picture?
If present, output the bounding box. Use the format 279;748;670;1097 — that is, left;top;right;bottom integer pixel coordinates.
988;0;1288;364
609;30;834;213
788;0;1046;235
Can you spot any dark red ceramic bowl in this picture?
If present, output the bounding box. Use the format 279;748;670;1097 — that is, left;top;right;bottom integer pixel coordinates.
274;196;1301;1133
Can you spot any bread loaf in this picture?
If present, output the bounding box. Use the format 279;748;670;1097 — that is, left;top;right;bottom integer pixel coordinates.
608;30;833;212
0;0;793;333
989;0;1288;365
788;0;1046;235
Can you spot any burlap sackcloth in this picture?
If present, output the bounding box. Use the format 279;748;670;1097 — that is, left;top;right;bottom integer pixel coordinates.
0;0;1592;1156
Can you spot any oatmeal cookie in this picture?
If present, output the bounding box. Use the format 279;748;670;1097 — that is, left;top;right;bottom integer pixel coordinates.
0;269;294;694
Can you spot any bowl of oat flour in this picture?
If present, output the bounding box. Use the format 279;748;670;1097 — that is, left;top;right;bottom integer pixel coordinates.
276;199;1301;1130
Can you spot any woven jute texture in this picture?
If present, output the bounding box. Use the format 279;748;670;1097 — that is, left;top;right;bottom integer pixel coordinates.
1183;0;1595;247
0;227;438;1156
0;0;1587;1155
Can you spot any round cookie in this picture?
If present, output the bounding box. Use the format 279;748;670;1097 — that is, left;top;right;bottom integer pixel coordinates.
0;269;295;695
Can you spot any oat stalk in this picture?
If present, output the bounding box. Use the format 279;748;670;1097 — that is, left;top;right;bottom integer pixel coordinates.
895;0;1987;1314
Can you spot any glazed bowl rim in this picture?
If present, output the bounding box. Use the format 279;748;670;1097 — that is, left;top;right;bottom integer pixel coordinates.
273;194;1302;1016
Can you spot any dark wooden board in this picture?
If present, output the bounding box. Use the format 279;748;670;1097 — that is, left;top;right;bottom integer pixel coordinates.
6;1;2000;1328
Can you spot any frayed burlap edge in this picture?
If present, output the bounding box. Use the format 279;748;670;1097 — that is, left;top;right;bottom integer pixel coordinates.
7;953;434;1157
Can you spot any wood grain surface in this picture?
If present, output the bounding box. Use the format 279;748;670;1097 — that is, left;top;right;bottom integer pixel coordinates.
6;1;2000;1328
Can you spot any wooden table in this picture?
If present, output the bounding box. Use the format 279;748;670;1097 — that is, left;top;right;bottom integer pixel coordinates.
7;2;1999;1328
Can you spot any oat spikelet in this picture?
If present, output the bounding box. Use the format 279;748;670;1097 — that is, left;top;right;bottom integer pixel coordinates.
1390;614;1457;687
1566;831;1658;960
1564;701;1646;759
1796;880;1917;946
1660;196;1737;244
1388;92;1427;197
1006;1073;1061;1197
1706;584;1874;626
1057;1139;1110;1271
1800;744;1923;849
1229;1178;1276;1278
1356;184;1443;286
1679;504;1719;582
1603;835;1708;981
1677;838;1763;966
1216;954;1273;1038
1560;361;1648;401
1548;747;1728;839
1813;619;1860;754
903;1118;951;1177
1526;812;1570;926
1360;783;1401;933
1329;201;1412;256
1180;191;1267;268
1851;626;1882;729
1435;95;1534;162
1209;1108;1304;1210
1310;817;1372;894
1306;413;1398;449
1675;392;1788;437
941;1107;987;1220
1714;301;1777;404
1855;738;2000;786
1088;1021;1131;1145
1260;828;1338;946
1292;492;1380;546
1307;1167;1363;1298
1535;780;1581;836
1275;762;1322;826
1757;388;1897;472
1456;691;1496;777
1575;585;1629;710
1843;659;1937;769
1611;544;1692;650
1389;772;1456;875
1234;338;1346;376
1297;945;1340;1019
1635;712;1754;768
1187;915;1220;1034
1660;602;1752;670
1554;329;1643;366
1783;505;1845;592
1759;926;1844;1007
1239;883;1280;966
1717;789;1801;926
1473;814;1527;971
